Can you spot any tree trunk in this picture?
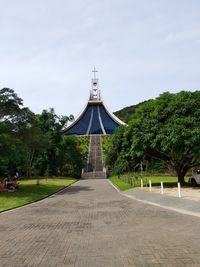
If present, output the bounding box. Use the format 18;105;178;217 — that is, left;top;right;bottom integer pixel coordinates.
29;148;35;177
26;151;30;177
176;169;187;185
26;149;35;177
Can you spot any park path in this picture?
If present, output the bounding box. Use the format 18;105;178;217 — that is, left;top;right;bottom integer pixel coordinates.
0;179;200;267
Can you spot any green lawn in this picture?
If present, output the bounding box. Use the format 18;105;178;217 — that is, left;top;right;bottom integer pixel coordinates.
110;175;189;191
142;175;189;186
110;176;134;191
0;177;76;212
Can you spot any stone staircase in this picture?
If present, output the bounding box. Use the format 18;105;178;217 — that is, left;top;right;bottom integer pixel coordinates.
82;135;106;179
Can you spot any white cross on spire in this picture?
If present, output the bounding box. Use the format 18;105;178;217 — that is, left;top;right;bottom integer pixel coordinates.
92;67;98;79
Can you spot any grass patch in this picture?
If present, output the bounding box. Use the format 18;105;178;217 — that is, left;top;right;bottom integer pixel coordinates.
110;176;134;191
0;177;76;212
110;174;189;191
141;175;189;186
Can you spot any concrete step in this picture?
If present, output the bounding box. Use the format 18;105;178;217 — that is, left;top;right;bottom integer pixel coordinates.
82;171;106;179
83;135;106;179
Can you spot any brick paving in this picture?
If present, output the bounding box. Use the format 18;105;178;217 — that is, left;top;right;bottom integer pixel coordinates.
0;179;200;267
124;187;200;216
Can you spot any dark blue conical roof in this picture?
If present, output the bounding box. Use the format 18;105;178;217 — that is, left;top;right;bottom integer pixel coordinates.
63;71;125;136
64;102;124;135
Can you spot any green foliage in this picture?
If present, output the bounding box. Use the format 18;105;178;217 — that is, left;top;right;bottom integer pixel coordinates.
104;126;137;175
112;156;129;175
105;126;126;166
0;88;83;178
102;135;130;175
107;91;200;184
56;136;84;178
77;136;89;163
0;88;35;176
102;135;111;165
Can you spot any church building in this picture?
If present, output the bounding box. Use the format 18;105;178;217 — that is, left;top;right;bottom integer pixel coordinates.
64;68;125;136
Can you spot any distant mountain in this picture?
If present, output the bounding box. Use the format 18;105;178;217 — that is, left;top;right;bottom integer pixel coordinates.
114;101;147;123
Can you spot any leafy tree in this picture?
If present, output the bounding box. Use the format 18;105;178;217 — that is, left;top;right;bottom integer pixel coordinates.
37;109;73;175
0;88;34;176
0;88;81;178
104;126;134;174
0;87;23;121
106;126;126;168
57;136;84;177
127;91;200;184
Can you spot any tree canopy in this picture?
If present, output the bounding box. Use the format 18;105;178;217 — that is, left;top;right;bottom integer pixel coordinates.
0;88;86;178
107;91;200;184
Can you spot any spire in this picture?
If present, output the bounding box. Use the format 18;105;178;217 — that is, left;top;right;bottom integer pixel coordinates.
92;67;98;79
90;67;101;101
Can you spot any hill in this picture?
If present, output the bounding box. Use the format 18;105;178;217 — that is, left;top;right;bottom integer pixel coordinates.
114;101;147;123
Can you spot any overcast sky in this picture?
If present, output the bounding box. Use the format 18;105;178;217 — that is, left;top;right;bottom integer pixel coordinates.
0;0;200;116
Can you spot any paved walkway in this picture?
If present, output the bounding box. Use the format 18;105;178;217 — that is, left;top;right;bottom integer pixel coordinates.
1;180;200;267
141;186;200;202
122;187;200;217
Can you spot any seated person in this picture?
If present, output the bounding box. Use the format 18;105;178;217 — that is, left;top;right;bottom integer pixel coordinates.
13;172;19;181
11;179;19;189
3;177;15;190
3;177;8;187
0;181;5;192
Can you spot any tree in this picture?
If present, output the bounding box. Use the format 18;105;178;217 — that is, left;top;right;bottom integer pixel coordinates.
56;136;84;177
127;91;200;184
36;109;77;176
106;126;126;168
0;88;35;176
105;126;135;174
0;87;81;178
0;88;23;121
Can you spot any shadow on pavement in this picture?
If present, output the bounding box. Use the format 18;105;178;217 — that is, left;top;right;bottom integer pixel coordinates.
57;185;94;195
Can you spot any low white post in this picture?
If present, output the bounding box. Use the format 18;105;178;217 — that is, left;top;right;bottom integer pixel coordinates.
178;182;181;198
149;180;152;192
161;181;164;194
141;179;143;190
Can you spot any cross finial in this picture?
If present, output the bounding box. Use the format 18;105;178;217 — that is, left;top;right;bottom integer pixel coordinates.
92;67;98;79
